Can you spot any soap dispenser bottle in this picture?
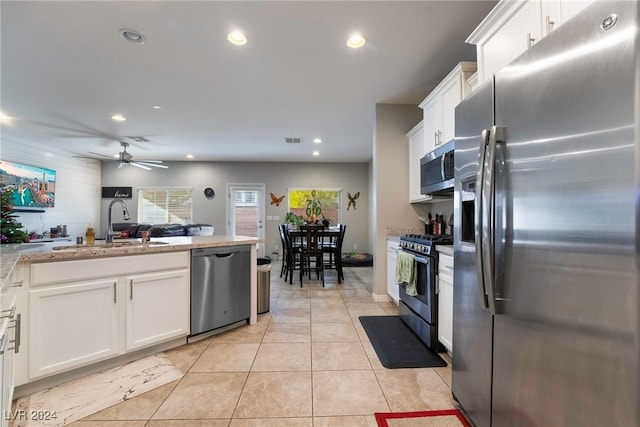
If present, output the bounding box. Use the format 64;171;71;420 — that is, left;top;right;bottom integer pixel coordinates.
85;224;95;245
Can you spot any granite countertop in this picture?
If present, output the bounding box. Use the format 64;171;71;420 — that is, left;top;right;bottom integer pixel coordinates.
1;235;265;289
436;244;453;255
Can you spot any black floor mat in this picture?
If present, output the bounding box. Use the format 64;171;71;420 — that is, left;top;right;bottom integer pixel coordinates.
359;316;447;369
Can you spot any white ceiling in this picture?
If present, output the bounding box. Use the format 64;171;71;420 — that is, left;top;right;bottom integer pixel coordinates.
1;1;496;163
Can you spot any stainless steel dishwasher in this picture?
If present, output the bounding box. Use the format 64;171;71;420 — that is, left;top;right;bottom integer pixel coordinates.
191;245;251;336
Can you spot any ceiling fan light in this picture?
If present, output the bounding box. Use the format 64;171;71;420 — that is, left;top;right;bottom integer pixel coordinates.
111;114;126;122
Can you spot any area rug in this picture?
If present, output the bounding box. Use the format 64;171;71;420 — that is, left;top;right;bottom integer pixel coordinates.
359;316;447;368
13;353;183;426
375;409;471;427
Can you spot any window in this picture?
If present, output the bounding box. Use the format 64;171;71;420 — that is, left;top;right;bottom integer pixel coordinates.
288;188;341;225
138;188;193;224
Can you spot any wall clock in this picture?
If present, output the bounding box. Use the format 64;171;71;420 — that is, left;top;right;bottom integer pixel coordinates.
204;187;215;199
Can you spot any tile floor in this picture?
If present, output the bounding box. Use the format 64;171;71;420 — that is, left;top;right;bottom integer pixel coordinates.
69;262;455;427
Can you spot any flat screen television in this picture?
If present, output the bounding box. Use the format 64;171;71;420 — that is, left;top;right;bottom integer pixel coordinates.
0;160;56;211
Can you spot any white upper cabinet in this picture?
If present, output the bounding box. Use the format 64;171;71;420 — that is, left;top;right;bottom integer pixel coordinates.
468;0;593;84
409;62;475;203
407;121;426;203
419;62;477;150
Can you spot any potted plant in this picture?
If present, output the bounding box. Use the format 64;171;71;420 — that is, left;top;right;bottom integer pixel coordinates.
305;189;323;224
285;212;304;229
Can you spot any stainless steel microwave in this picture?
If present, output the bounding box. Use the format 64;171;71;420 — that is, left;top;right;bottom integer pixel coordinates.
420;140;455;195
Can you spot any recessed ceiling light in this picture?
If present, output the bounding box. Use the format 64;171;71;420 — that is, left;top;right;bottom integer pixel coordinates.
313;138;322;144
120;29;146;44
227;31;247;46
186;154;194;159
347;34;366;48
312;151;320;156
152;105;162;110
111;114;126;122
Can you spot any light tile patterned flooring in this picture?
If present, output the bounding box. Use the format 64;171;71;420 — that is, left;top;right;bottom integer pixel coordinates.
70;262;455;426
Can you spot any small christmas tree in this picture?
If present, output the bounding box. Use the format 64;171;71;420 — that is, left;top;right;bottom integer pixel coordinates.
1;189;28;244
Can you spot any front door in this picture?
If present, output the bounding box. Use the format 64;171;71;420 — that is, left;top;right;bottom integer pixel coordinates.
227;184;265;257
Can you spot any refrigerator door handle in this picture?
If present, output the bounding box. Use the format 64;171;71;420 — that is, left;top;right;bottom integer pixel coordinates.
475;128;490;309
482;125;504;315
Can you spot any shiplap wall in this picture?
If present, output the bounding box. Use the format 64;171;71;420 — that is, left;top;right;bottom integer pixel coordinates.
1;138;101;239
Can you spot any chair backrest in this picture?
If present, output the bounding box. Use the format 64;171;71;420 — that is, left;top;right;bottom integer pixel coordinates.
278;223;287;249
300;224;324;256
336;224;347;251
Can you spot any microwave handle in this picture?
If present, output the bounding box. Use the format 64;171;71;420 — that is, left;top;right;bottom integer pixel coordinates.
441;153;446;180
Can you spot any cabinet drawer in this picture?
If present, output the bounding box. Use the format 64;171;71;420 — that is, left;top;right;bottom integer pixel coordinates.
31;251;190;286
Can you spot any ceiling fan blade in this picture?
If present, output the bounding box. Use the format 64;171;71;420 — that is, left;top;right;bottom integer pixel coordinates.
130;162;152;171
135;161;168;169
118;162;127;169
87;151;115;159
135;160;163;163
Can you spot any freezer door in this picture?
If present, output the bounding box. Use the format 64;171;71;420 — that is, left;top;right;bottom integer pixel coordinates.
452;78;494;427
492;2;639;426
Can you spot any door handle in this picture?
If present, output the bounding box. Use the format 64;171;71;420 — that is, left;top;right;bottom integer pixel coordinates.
9;314;21;354
482;125;504;315
475;129;489;309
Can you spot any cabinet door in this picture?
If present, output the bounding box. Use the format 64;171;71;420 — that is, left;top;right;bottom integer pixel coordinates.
386;242;399;303
440;75;462;145
541;1;591;36
438;253;454;352
438;276;454;353
408;125;425;202
421;96;439;154
29;279;120;378
126;269;189;351
482;0;543;79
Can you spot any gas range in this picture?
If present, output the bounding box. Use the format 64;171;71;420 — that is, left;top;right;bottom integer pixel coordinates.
399;234;452;256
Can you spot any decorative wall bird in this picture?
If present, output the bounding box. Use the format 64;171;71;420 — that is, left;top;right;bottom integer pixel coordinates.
347;191;360;210
270;192;285;206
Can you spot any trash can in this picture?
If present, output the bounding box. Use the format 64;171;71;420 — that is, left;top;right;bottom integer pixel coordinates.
257;257;272;314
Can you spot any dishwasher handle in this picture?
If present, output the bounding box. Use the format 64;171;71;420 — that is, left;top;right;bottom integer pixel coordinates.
215;253;234;258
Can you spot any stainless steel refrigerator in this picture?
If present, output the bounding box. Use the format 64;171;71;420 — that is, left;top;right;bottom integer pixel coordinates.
452;1;639;426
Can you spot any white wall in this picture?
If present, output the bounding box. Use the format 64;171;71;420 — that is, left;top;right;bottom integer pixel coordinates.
1;138;101;239
100;161;370;256
371;104;423;299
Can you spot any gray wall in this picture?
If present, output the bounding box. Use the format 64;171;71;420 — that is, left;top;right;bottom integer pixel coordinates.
371;104;423;298
100;161;370;256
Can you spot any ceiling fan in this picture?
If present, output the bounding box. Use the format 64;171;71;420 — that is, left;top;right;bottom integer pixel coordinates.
76;141;168;170
115;142;168;170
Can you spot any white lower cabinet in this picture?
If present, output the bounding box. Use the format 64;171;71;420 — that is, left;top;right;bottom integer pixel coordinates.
438;252;454;353
386;240;400;303
126;269;189;351
29;279;120;378
27;251;190;380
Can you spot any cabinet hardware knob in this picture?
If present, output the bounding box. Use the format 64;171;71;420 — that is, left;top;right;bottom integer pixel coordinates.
527;33;536;49
8;280;23;288
545;16;555;34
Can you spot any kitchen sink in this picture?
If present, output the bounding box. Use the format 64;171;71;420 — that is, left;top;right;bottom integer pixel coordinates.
52;241;169;250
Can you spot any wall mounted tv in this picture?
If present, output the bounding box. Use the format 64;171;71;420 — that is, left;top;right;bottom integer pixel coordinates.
0;160;56;211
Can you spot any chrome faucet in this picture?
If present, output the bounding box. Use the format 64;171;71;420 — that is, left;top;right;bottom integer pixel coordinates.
106;199;131;243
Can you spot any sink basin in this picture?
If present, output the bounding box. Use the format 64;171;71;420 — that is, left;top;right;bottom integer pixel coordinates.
52;241;169;250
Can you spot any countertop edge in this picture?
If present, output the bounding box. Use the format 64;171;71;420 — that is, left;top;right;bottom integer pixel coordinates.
1;236;265;289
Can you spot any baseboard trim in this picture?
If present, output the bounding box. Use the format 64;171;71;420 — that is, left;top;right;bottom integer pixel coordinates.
371;292;391;302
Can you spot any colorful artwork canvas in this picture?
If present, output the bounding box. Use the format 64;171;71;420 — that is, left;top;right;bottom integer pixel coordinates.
0;160;56;210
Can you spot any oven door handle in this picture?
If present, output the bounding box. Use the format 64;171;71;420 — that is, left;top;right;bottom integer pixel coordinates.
413;256;429;264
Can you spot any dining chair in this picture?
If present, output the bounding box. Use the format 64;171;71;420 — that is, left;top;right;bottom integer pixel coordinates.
281;224;302;284
299;224;325;288
322;224;346;283
278;224;288;278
